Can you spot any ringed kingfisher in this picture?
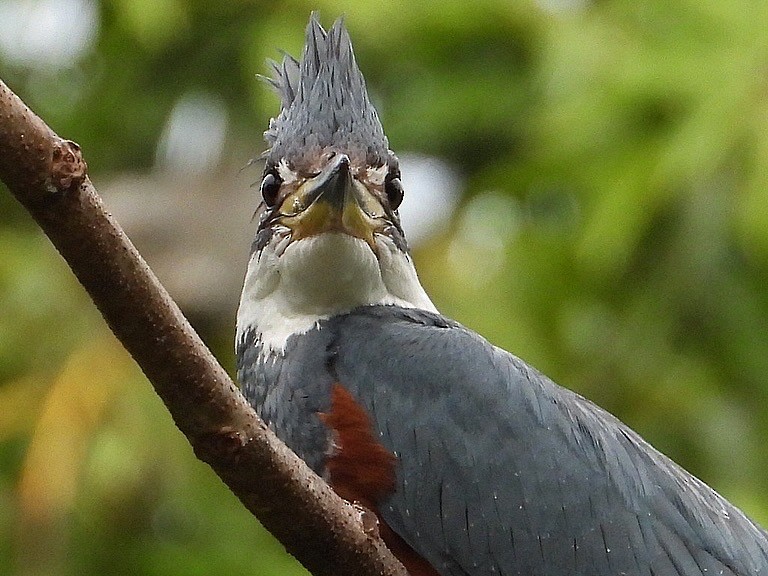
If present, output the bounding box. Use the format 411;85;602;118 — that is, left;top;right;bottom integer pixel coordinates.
236;14;768;576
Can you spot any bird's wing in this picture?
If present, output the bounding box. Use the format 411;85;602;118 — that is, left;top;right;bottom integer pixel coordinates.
329;306;768;576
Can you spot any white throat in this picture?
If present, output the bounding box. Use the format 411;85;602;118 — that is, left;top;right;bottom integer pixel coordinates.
236;233;436;355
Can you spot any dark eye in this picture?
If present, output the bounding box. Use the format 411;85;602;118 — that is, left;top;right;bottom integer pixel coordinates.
385;176;404;210
260;172;282;207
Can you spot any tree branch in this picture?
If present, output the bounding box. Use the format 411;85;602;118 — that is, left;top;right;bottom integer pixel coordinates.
0;78;408;576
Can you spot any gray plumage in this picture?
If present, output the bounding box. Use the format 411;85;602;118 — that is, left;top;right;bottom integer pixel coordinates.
238;306;768;576
263;14;389;169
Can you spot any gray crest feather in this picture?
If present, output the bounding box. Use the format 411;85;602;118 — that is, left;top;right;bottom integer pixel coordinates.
263;14;389;169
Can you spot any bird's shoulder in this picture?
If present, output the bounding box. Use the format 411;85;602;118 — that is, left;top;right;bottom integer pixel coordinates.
325;305;768;576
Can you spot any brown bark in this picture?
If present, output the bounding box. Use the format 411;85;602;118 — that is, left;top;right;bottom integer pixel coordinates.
0;78;408;576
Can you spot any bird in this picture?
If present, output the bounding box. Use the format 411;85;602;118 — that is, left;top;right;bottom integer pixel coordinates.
235;14;768;576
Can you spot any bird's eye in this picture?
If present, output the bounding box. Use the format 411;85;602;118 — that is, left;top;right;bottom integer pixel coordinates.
260;172;282;207
385;176;404;210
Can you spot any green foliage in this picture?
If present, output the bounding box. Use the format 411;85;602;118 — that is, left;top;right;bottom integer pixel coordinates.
2;0;768;574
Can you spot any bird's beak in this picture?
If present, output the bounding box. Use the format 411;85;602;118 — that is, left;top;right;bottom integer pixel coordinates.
276;154;385;247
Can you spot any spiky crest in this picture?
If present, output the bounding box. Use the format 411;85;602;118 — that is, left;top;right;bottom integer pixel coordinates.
263;14;389;170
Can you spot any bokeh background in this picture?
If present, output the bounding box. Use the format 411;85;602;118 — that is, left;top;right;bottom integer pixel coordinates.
2;0;768;574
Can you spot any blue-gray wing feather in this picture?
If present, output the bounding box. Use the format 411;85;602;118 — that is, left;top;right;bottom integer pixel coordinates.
326;307;768;576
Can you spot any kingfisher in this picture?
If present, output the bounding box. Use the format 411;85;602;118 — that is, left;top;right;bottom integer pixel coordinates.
236;14;768;576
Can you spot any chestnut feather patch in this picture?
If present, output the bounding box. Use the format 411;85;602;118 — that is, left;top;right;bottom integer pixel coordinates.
319;383;440;576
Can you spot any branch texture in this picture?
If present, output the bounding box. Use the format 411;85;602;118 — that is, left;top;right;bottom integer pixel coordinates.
0;78;407;576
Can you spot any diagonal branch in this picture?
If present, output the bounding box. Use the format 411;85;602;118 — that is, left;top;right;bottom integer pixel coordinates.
0;78;408;576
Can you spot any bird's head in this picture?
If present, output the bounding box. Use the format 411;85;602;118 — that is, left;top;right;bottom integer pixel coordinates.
255;13;407;258
237;14;435;354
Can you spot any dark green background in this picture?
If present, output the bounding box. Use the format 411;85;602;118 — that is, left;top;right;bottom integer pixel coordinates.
2;1;768;574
